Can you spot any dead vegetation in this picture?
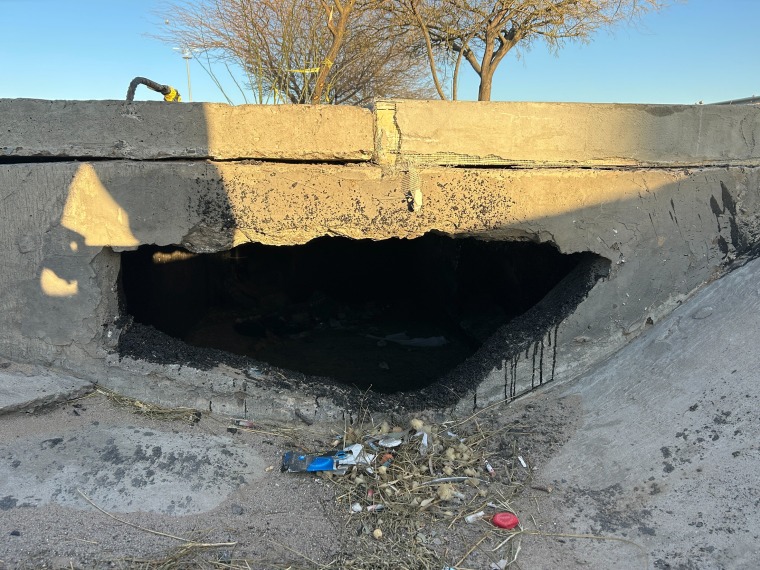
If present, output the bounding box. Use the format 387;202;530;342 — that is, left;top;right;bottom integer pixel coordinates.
68;391;641;569
94;386;202;425
312;410;530;569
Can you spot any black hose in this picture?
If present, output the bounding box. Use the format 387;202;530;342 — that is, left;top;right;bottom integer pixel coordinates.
126;77;181;102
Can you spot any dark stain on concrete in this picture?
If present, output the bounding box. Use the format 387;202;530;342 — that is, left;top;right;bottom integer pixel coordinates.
100;445;125;464
41;438;63;449
0;496;18;510
644;106;681;117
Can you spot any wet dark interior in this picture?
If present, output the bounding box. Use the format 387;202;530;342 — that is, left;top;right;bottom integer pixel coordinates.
120;234;590;392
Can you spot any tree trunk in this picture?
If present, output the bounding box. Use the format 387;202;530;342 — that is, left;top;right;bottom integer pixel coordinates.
478;72;493;101
311;1;355;104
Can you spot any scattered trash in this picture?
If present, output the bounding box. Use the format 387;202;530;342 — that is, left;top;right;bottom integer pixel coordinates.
379;453;394;467
378;434;404;448
284;415;525;568
489;559;509;570
281;451;346;473
351;502;386;513
282;441;378;474
232;418;255;428
417;430;429;455
465;510;486;523
339;443;376;467
531;484;553;493
492;512;520;530
518;455;527;468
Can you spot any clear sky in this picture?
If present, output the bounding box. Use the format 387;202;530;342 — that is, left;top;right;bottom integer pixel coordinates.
1;0;758;105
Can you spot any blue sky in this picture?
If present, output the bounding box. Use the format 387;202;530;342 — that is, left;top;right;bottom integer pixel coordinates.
1;0;758;105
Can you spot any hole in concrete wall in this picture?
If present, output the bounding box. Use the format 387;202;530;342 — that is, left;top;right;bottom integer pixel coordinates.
119;233;606;395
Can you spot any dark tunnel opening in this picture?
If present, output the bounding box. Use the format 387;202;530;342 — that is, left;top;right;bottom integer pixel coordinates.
119;233;601;393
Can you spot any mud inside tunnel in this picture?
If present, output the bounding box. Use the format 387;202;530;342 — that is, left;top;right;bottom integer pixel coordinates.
117;233;609;403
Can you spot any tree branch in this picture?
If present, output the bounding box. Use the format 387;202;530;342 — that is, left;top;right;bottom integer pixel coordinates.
410;0;447;99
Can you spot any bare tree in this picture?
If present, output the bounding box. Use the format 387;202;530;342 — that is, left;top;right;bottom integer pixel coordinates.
310;0;356;104
389;0;673;101
155;0;433;105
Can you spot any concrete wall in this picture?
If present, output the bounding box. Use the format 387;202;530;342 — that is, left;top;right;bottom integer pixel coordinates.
2;99;760;421
1;99;373;161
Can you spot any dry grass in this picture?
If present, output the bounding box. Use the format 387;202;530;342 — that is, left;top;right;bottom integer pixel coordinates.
313;414;528;570
94;386;202;425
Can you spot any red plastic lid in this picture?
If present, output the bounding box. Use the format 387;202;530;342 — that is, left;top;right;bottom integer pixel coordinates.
492;512;520;529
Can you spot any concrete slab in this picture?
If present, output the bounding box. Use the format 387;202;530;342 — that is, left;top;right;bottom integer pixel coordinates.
0;422;266;515
0;361;92;415
514;255;760;569
376;99;760;167
0;99;374;161
0;393;339;568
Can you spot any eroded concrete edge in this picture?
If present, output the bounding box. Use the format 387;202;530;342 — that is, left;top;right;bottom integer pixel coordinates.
3;159;759;421
0;361;93;415
3;100;760;422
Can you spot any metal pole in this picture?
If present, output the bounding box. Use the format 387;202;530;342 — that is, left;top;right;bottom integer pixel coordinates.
184;54;192;102
709;95;760;105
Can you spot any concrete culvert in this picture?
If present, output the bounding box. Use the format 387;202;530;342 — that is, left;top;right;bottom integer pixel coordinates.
118;233;608;403
5;99;759;424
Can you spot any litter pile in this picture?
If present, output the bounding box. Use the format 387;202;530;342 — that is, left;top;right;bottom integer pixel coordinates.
282;416;528;569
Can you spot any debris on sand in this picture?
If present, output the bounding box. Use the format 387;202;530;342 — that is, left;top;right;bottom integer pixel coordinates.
302;416;527;569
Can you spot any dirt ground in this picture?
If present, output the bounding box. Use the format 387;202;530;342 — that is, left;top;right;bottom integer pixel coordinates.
0;385;580;570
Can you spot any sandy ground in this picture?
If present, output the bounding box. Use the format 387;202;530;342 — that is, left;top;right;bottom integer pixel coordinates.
0;385;577;570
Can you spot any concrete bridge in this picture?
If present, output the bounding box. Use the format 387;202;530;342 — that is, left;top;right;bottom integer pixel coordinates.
2;98;760;422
